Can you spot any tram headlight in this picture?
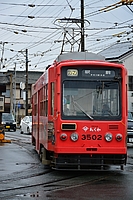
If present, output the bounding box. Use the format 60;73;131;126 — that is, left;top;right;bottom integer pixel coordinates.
116;133;122;141
70;132;78;141
60;133;67;141
105;133;113;142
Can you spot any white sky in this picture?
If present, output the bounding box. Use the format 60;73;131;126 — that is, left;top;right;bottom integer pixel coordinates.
0;0;133;71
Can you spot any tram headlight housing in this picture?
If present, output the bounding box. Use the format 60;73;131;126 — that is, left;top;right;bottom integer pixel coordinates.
70;132;78;141
60;133;67;141
116;133;122;141
105;132;113;142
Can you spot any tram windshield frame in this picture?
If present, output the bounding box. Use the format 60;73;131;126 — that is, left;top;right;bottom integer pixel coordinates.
61;79;121;121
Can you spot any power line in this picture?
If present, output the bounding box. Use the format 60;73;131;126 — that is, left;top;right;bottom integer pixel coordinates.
126;5;133;13
0;3;66;7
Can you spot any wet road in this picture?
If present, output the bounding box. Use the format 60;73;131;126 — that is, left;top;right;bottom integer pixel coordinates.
0;130;133;200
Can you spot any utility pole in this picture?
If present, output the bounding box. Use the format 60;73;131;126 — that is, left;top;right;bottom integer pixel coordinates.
81;0;85;52
13;63;16;121
25;49;28;116
10;73;13;114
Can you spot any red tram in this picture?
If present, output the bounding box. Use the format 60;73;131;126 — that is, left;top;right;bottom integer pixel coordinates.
32;52;127;170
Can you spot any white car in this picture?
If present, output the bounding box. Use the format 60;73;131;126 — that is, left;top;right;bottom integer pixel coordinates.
20;116;32;134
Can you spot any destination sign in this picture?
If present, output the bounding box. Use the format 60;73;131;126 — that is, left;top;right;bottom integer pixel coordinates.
82;70;115;77
67;69;78;77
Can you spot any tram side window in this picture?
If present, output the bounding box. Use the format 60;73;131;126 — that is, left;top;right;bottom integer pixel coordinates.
50;82;54;115
128;76;133;91
45;84;48;117
40;101;44;116
33;93;37;116
40;88;43;116
34;104;37;116
40;85;48;117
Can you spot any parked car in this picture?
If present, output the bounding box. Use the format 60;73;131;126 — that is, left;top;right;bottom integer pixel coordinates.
2;113;16;132
127;111;133;143
20;116;32;134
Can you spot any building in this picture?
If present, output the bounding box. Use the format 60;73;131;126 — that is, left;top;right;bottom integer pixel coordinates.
1;70;43;124
99;41;133;111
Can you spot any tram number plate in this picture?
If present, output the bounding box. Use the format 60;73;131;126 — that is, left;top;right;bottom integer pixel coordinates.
82;134;102;140
129;138;133;142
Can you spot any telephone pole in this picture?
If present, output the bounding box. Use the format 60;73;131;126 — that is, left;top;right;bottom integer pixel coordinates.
81;0;85;51
13;63;16;120
25;49;28;116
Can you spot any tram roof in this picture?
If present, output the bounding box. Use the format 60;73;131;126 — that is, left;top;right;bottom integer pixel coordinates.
55;52;105;62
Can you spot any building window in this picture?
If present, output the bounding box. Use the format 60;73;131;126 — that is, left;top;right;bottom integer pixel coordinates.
2;89;10;97
20;89;24;98
131;103;133;111
128;76;133;91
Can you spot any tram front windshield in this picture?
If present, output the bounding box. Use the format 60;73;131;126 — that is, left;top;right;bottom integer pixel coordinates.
62;80;121;120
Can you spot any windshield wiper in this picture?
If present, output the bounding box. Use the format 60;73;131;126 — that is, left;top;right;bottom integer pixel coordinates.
72;97;94;120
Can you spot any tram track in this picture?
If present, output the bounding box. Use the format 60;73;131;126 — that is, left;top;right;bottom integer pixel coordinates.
0;169;123;200
1;131;132;200
1;132;96;198
0;172;89;192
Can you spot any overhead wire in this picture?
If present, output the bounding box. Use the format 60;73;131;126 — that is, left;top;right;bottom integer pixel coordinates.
19;0;76;68
1;0;71;68
84;0;133;52
29;0;76;68
0;0;133;70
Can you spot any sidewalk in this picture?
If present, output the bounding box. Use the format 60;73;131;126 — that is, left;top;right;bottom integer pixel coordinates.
0;142;34;177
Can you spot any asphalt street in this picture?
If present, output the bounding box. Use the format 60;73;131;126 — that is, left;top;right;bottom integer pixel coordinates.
0;131;133;200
